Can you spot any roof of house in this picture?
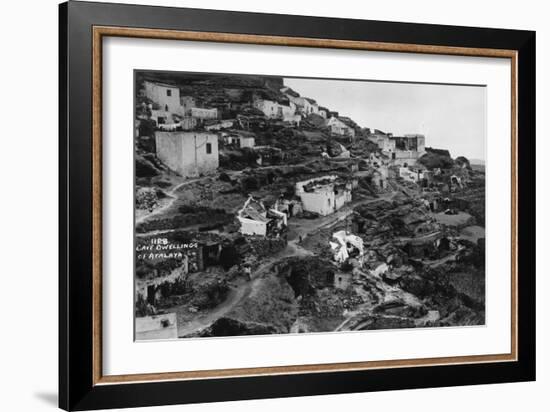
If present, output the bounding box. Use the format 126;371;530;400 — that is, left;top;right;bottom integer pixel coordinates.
239;197;269;222
240;208;270;222
304;97;317;104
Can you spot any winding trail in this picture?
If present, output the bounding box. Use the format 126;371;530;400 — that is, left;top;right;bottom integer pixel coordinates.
176;281;253;337
136;177;203;226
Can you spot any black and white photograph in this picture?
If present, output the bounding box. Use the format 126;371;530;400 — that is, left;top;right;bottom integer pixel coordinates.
134;71;486;341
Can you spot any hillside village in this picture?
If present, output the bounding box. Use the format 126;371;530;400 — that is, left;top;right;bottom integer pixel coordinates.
134;73;486;340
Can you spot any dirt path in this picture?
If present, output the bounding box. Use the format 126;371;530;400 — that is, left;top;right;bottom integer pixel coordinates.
176;281;252;337
177;254;283;337
136;177;202;225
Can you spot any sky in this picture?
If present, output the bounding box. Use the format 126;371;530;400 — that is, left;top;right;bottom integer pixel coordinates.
284;77;486;161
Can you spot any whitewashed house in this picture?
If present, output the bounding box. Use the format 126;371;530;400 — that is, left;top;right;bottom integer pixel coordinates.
369;134;396;155
190;107;218;119
223;132;255;148
253;98;296;120
180;96;196;115
237;197;287;237
284;94;318;116
155;131;219;177
327;116;356;138
150;109;174;125
389;134;426;166
143;81;182;114
295;176;352;216
302;98;319;115
238;135;255;148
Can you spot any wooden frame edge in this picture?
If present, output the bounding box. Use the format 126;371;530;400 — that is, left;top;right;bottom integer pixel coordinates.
91;26;519;386
92;27;103;385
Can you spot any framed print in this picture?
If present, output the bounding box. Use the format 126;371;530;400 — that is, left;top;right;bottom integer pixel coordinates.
59;1;536;410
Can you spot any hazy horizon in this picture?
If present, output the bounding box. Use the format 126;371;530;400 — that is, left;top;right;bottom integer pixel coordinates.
284;77;486;161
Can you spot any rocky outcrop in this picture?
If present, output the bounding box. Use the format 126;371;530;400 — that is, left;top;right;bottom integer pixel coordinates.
418;148;454;169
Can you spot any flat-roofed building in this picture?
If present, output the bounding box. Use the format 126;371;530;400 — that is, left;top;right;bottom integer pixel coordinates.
155;132;219;177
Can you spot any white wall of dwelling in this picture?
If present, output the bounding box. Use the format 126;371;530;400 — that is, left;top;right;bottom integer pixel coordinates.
283;113;302;124
371;135;396;153
143;81;181;114
287;95;319;115
301;99;318;115
155;132;219;177
191;107;218;119
296;176;351;216
180;96;196;115
392;150;422;166
223;136;238;145
150;109;174;124
180;117;198;130
404;134;426;153
327;117;356;138
238;216;268;236
254;99;296;119
274;199;303;218
299;190;337;216
270;208;288;226
239;136;255;148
